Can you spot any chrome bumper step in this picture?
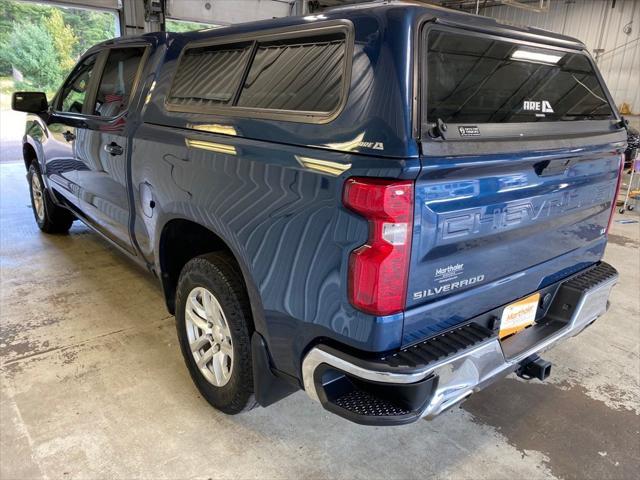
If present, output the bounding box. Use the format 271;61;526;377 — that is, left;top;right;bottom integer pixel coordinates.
302;261;619;426
384;323;493;368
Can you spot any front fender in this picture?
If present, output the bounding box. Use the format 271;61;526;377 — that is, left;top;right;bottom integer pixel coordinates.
23;114;47;168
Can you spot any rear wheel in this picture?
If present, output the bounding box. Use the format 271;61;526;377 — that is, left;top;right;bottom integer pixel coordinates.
28;163;74;233
175;253;256;414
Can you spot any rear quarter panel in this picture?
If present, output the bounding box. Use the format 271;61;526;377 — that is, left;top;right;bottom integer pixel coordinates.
131;124;420;377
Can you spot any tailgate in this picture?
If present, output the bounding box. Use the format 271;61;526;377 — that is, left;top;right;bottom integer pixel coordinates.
403;144;622;345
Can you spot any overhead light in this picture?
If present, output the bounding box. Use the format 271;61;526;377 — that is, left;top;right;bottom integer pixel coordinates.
190;123;237;136
185;139;236;155
303;14;327;21
511;49;564;64
295;155;351;176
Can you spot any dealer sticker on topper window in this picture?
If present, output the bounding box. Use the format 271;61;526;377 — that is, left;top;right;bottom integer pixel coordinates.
523;100;554;117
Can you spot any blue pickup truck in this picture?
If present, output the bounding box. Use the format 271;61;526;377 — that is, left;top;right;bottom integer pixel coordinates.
13;1;624;425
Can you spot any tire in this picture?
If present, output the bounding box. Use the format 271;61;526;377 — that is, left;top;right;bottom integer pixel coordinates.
175;252;256;414
27;163;74;233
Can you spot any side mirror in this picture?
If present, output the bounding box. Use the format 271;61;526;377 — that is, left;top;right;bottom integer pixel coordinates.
12;92;48;114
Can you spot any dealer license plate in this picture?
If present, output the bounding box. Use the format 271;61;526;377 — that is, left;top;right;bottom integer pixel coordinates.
499;293;540;339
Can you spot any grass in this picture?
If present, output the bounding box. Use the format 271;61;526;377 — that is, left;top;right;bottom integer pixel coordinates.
0;76;56;110
0;76;14;110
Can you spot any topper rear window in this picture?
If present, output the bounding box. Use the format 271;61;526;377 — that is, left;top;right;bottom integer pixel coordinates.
423;29;615;125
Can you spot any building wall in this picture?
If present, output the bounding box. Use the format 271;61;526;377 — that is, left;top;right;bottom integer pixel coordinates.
480;0;640;114
165;0;294;26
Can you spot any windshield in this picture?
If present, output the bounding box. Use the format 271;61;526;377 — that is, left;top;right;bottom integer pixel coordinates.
424;29;615;125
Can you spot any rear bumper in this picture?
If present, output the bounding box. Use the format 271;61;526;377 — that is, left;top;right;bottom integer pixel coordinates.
301;262;618;425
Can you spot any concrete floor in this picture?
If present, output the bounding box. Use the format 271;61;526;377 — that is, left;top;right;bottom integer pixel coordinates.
0;110;25;165
0;158;639;480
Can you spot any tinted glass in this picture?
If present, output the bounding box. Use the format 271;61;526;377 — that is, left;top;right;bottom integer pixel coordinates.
237;34;345;112
58;54;98;114
94;47;145;117
425;30;615;124
168;43;252;107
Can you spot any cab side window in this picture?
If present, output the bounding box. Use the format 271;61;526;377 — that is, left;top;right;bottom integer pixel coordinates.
93;47;145;117
58;53;98;114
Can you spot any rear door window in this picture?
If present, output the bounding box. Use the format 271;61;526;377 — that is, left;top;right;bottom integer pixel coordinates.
424;29;615;125
94;47;146;117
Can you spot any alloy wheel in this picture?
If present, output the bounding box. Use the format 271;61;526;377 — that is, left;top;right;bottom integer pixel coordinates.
184;286;234;387
31;173;45;222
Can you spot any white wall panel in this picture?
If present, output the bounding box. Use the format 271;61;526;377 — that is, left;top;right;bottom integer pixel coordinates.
481;0;640;114
165;0;293;26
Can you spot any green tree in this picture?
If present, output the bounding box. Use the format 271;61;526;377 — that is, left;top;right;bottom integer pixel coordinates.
0;22;63;93
0;0;117;77
65;9;117;56
46;9;78;72
166;19;217;32
0;0;51;75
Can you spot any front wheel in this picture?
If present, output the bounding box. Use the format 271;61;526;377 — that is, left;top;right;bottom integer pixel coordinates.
28;163;74;233
175;253;256;414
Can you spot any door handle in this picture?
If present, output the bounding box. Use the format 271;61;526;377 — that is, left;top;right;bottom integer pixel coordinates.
62;130;75;142
104;142;123;156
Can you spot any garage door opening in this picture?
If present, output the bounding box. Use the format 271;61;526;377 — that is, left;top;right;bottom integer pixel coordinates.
165;18;223;32
0;0;120;99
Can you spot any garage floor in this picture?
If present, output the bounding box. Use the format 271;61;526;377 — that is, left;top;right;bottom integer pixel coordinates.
1;158;639;479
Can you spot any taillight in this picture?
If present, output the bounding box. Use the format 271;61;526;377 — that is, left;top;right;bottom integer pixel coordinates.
343;177;414;316
606;154;625;235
